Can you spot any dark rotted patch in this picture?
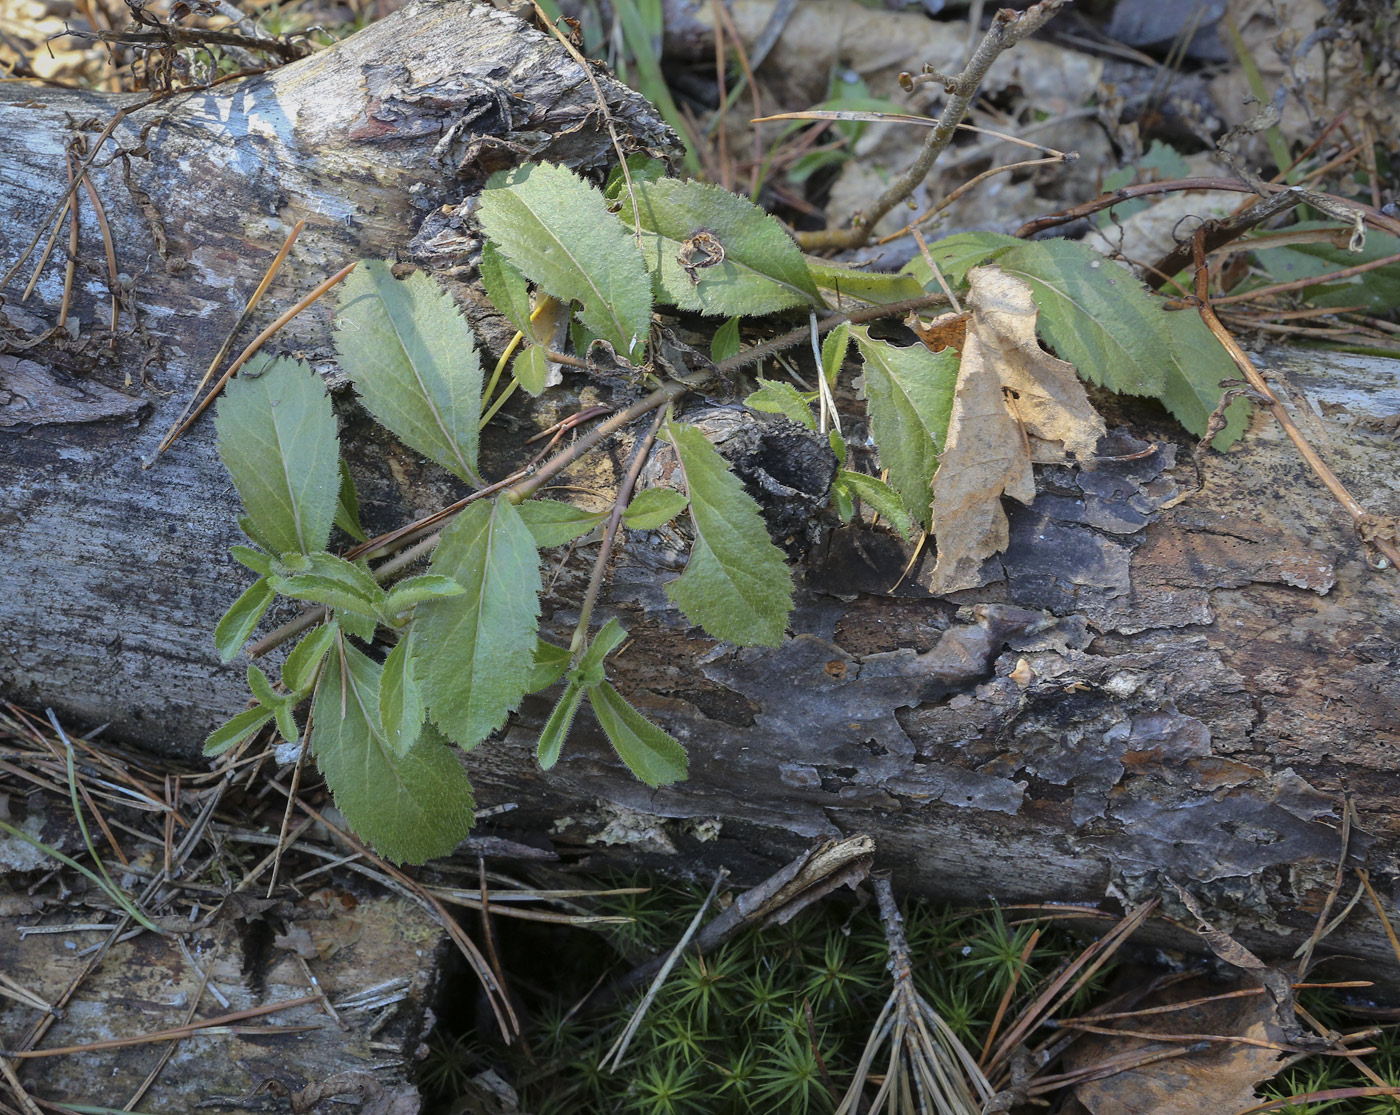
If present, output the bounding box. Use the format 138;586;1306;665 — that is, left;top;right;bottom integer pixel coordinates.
721;419;837;544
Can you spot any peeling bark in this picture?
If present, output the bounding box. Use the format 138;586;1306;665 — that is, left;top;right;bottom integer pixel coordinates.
3;0;1400;991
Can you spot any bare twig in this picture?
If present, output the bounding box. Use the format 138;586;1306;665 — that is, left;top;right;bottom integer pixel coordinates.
152;219;305;460
571;405;667;650
1190;229;1400;570
795;0;1069;252
145;260;357;465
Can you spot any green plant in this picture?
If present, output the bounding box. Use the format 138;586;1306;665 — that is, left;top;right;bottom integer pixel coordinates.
209;156;1261;863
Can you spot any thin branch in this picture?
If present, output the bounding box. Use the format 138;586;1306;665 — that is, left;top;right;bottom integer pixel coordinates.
795;0;1069;252
1189;230;1400;570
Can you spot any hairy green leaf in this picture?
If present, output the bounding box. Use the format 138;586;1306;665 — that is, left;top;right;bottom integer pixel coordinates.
590;682;688;787
334;608;378;643
745;378;815;429
230;545;273;577
834;470;915;537
627;178;819;315
900;230;1021;288
832;481;854;521
272;552;387;628
335;260;484;484
380;635;425;756
334;460;368;542
664;420;793;647
272;702;298;745
272;571;378;613
215;357;339;557
479;163;652;358
623;487;689;530
821;322;851;388
829;429;847;466
512;345;550;396
214;577;274;663
247;664;283;710
519;499;606;548
204;707;274;757
528;639;573;693
1158;308;1252;448
853;328;958;530
536;681;584;771
711;316;741;363
995;239;1170;396
382;575;466;625
479;240;535;338
313;641;475;864
575;617;627;689
417;497;541;748
283;623;336;695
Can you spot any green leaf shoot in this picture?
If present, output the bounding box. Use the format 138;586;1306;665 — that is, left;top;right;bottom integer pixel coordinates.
623;488;690;530
853;328;958;530
479;163;652;358
379;635;425;756
833;471;915;538
528;639;573;693
273;702;299;746
519;499;607;548
334;461;368;543
416;497;542;749
536;680;584;771
381;574;466;626
313;640;475;864
745;379;816;429
230;545;273;577
246;664;284;711
832;480;854;522
479;240;536;339
711;316;741;363
590;682;688;787
664;419;793;647
204;706;274;757
282;623;336;696
821;322;850;389
215;357;339;557
575;617;627;689
270;553;386;640
214;576;274;663
334;260;484;485
512;345;550;396
626;178;820;315
807;259;928;305
603;154;668;200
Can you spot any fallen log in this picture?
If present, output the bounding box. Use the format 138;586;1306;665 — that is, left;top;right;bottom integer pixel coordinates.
3;0;1400;1011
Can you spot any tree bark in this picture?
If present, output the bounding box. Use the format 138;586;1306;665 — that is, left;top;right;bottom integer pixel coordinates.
4;0;1400;988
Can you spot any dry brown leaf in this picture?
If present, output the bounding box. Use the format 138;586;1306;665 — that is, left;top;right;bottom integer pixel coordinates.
929;265;1106;593
1061;976;1287;1115
912;310;970;353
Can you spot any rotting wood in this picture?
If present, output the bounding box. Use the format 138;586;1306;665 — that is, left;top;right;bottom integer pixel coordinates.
2;0;1400;1007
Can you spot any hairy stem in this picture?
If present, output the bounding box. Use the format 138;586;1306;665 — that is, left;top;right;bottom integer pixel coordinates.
570;405;668;655
248;291;948;658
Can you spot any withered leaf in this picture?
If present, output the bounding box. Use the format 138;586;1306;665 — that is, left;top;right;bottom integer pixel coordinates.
930;266;1106;593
